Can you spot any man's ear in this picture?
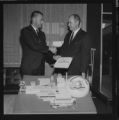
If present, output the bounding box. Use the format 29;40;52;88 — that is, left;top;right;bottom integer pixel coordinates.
79;22;81;28
76;20;80;27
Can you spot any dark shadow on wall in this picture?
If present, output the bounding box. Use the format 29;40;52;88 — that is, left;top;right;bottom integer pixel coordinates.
87;4;101;90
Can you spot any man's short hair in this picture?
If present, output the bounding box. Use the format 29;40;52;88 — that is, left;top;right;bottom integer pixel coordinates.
70;14;81;25
30;11;43;23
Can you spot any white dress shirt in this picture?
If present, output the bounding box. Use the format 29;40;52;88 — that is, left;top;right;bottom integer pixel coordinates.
69;27;81;44
31;24;39;34
72;27;81;39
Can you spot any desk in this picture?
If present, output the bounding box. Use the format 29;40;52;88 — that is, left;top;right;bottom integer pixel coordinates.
5;75;97;114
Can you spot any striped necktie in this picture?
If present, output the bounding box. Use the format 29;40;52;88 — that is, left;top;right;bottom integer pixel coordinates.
35;29;41;43
36;29;39;36
69;32;74;44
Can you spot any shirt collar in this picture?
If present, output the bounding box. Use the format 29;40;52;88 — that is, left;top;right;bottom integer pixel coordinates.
31;24;38;32
73;27;81;38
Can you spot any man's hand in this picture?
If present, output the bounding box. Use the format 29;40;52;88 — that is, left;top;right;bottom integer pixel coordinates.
53;55;61;61
49;46;57;54
81;72;86;79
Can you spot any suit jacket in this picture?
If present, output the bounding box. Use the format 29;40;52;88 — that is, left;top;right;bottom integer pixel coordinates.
20;25;55;76
58;29;91;75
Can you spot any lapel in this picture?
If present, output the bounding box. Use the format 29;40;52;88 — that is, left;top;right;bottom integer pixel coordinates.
68;29;83;45
28;25;40;41
29;25;37;35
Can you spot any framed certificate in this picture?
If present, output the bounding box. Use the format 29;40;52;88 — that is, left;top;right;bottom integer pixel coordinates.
54;57;73;69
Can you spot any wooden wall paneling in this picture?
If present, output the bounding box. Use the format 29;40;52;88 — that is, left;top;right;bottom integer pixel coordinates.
4;4;21;67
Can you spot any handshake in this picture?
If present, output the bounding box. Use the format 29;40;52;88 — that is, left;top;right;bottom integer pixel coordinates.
49;46;61;61
49;46;57;54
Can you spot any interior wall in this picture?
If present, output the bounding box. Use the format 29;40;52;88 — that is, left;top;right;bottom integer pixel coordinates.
3;4;87;67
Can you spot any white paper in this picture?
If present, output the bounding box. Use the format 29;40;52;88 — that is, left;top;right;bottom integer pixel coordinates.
54;99;73;104
39;89;56;97
25;85;55;96
25;86;41;94
38;78;50;86
52;41;64;47
54;57;73;68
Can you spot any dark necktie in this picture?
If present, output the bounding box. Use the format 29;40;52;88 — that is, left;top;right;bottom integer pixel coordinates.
36;29;41;43
36;29;39;36
69;32;74;44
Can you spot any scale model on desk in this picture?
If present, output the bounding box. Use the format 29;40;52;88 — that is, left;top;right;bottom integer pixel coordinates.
19;56;89;108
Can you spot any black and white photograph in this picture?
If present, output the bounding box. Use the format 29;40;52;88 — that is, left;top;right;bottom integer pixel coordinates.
2;2;117;118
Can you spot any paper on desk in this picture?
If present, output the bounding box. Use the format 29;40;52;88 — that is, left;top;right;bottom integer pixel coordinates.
40;97;55;103
39;91;55;97
54;57;73;68
54;97;75;108
25;86;41;94
25;85;55;95
38;78;50;86
54;99;74;104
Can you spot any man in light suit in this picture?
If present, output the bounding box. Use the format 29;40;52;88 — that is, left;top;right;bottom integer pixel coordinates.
20;11;56;77
54;14;91;78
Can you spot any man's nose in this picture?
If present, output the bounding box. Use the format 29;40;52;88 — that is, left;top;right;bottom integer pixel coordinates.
40;21;44;25
42;20;44;23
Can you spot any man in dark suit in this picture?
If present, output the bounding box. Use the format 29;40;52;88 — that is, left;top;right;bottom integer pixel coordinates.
55;14;91;78
20;11;56;77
